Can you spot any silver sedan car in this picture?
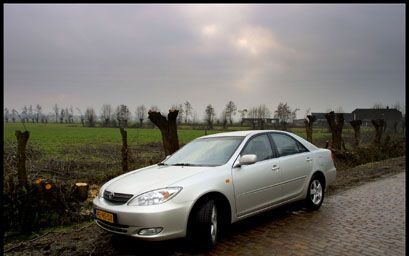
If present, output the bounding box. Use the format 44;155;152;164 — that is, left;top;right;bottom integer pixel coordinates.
93;130;336;250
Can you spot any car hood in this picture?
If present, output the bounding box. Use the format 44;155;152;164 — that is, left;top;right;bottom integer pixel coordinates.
105;165;210;195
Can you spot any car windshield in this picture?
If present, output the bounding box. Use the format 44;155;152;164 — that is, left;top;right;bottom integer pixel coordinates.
163;136;244;167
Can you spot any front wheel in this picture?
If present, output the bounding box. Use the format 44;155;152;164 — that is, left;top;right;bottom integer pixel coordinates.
187;199;219;251
305;177;324;210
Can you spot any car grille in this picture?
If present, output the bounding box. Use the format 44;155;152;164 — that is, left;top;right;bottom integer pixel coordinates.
103;190;133;204
95;220;129;234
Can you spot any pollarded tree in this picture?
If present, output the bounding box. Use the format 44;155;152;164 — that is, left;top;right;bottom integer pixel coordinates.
325;111;344;150
148;109;180;155
204;104;216;130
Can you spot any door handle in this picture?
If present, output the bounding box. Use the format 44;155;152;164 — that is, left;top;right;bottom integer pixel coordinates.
271;165;280;171
306;157;312;162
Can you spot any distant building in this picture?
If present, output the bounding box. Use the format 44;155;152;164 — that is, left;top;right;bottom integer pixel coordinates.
310;108;402;127
351;108;402;126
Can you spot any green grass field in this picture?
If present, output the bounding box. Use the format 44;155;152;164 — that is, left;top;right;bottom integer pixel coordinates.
3;123;223;154
4;122;377;156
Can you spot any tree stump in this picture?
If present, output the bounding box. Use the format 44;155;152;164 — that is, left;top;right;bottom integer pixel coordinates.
119;128;128;172
372;119;386;144
349;120;362;148
74;182;89;202
325;111;344;150
304;115;316;143
15;130;30;188
148;109;180;156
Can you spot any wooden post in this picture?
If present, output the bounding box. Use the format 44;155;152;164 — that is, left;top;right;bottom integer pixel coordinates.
15;130;30;188
119;128;128;172
148;109;180;156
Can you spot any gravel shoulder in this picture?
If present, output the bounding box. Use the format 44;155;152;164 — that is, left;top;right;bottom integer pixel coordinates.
3;156;406;255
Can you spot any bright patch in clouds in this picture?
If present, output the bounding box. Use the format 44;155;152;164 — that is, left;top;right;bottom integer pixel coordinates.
201;25;217;36
234;26;287;57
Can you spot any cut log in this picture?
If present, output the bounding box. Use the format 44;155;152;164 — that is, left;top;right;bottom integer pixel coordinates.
74;182;89;202
148;109;180;155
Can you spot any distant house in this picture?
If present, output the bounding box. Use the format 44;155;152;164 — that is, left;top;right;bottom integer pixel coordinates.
310;108;403;128
351;108;402;126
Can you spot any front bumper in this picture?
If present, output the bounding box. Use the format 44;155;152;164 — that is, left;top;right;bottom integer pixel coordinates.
92;197;192;241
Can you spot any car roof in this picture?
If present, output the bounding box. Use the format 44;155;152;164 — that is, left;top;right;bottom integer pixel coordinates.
200;130;289;138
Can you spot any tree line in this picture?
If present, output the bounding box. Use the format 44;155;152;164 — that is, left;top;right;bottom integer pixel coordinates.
4;101;300;129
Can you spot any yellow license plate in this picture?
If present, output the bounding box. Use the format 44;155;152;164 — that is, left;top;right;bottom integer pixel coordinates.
95;209;114;223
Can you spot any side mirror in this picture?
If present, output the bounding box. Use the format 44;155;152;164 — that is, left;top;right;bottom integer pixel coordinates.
235;154;257;167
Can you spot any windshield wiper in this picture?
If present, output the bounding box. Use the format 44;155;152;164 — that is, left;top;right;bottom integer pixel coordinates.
172;163;198;166
157;162;167;166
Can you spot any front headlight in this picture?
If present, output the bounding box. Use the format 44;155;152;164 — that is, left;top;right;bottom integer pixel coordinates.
127;187;182;206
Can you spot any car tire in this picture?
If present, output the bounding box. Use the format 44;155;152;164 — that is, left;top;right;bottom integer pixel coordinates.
187;199;219;251
305;176;324;211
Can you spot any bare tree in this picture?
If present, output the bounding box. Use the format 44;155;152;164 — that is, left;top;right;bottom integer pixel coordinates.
5;108;9;123
68;106;74;123
274;102;292;129
116;105;131;128
372;103;384;109
60;109;65;123
85;107;97;127
53;104;59;123
28;105;34;123
101;104;113;127
76;108;85;126
184;101;193;124
35;104;42;123
149;105;160;112
247;105;271;129
224;101;237;125
238;109;248;125
11;109;17;122
136;105;146;127
21;106;28;123
220;110;228;129
204;104;216;130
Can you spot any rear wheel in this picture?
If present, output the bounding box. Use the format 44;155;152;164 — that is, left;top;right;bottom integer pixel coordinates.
305;176;324;210
187;199;219;251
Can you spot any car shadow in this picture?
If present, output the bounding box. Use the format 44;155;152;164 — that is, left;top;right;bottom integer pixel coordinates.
108;201;309;255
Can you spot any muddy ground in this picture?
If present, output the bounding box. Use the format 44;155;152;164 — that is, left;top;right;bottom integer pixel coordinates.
3;156;405;256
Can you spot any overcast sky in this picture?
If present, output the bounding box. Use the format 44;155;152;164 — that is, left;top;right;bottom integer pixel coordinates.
4;4;405;119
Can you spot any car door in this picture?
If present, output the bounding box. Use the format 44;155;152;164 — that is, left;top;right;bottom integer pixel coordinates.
232;134;281;217
269;133;313;200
